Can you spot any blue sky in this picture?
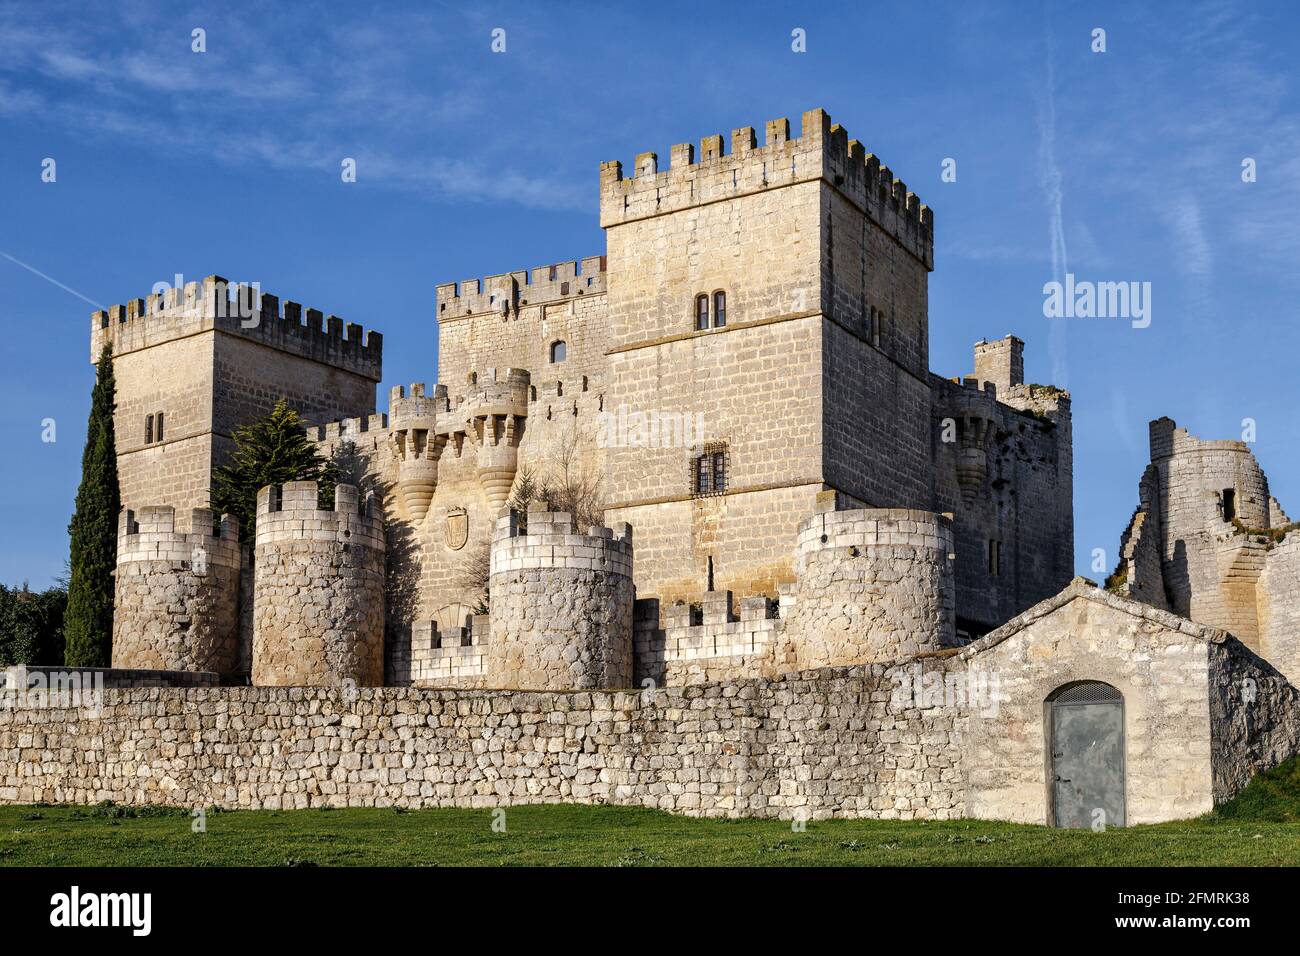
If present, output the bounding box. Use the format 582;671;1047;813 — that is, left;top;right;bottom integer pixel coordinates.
2;0;1298;588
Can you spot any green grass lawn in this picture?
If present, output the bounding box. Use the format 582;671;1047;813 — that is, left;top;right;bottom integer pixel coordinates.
4;759;1300;867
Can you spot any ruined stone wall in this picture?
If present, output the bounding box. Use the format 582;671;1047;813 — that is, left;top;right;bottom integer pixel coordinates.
1256;534;1300;685
252;481;385;687
0;661;966;820
486;509;634;690
1208;636;1300;802
1110;464;1170;610
1148;418;1271;628
112;506;241;675
784;507;955;669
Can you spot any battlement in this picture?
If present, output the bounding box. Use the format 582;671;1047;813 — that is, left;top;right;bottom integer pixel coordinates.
795;506;954;572
599;107;934;269
307;412;388;443
255;481;383;549
113;504;242;675
489;505;633;578
652;590;784;666
459;368;531;418
116;505;242;567
388;383;446;429
1149;417;1253;462
436;256;608;320
91;275;382;381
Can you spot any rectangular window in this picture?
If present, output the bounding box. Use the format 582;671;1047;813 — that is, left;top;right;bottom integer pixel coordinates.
696;295;710;331
713;291;726;328
693;444;728;497
155;411;165;443
1223;488;1236;522
696;456;711;494
145;414;153;444
988;539;1001;577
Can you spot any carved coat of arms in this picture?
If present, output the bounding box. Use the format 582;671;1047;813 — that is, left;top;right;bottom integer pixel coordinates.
445;508;468;550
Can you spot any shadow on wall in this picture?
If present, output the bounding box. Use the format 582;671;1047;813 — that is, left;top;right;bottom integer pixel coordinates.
1168;539;1188;615
328;441;416;684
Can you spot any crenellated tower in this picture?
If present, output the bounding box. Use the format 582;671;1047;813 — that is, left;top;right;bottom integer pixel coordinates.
598;108;937;603
90;274;382;514
112;505;242;675
252;481;386;687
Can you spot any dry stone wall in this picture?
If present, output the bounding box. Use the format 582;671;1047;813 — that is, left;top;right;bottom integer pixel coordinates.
0;662;966;819
112;506;241;675
252;481;385;687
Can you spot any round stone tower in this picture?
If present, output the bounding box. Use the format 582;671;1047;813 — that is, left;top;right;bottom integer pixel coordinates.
252;480;386;686
486;505;634;689
112;506;242;674
785;506;956;669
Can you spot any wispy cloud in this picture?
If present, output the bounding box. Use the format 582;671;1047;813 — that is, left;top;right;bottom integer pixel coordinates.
0;1;593;212
1035;2;1069;387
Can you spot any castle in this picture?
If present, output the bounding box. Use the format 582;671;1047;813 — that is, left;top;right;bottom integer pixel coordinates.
89;108;1073;692
2;108;1296;827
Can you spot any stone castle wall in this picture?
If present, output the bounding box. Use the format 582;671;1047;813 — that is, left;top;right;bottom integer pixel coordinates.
929;345;1074;635
486;508;634;690
5;583;1295;825
252;481;386;687
112;506;242;675
0;662;966;819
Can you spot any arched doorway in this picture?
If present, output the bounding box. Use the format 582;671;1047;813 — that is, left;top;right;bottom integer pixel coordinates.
1047;681;1126;828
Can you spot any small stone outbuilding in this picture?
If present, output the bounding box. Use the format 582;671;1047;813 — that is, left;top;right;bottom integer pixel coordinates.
957;579;1300;826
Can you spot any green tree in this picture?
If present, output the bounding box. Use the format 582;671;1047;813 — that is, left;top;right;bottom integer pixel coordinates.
211;398;329;542
0;582;68;665
64;343;120;666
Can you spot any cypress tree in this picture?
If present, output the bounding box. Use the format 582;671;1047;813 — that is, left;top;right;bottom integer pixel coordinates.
64;342;120;666
211;398;329;543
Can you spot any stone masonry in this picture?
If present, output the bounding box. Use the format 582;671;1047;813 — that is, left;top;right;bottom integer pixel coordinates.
49;107;1300;826
252;481;386;687
3;582;1293;824
1111;417;1300;683
486;506;635;690
784;505;956;669
112;505;241;675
